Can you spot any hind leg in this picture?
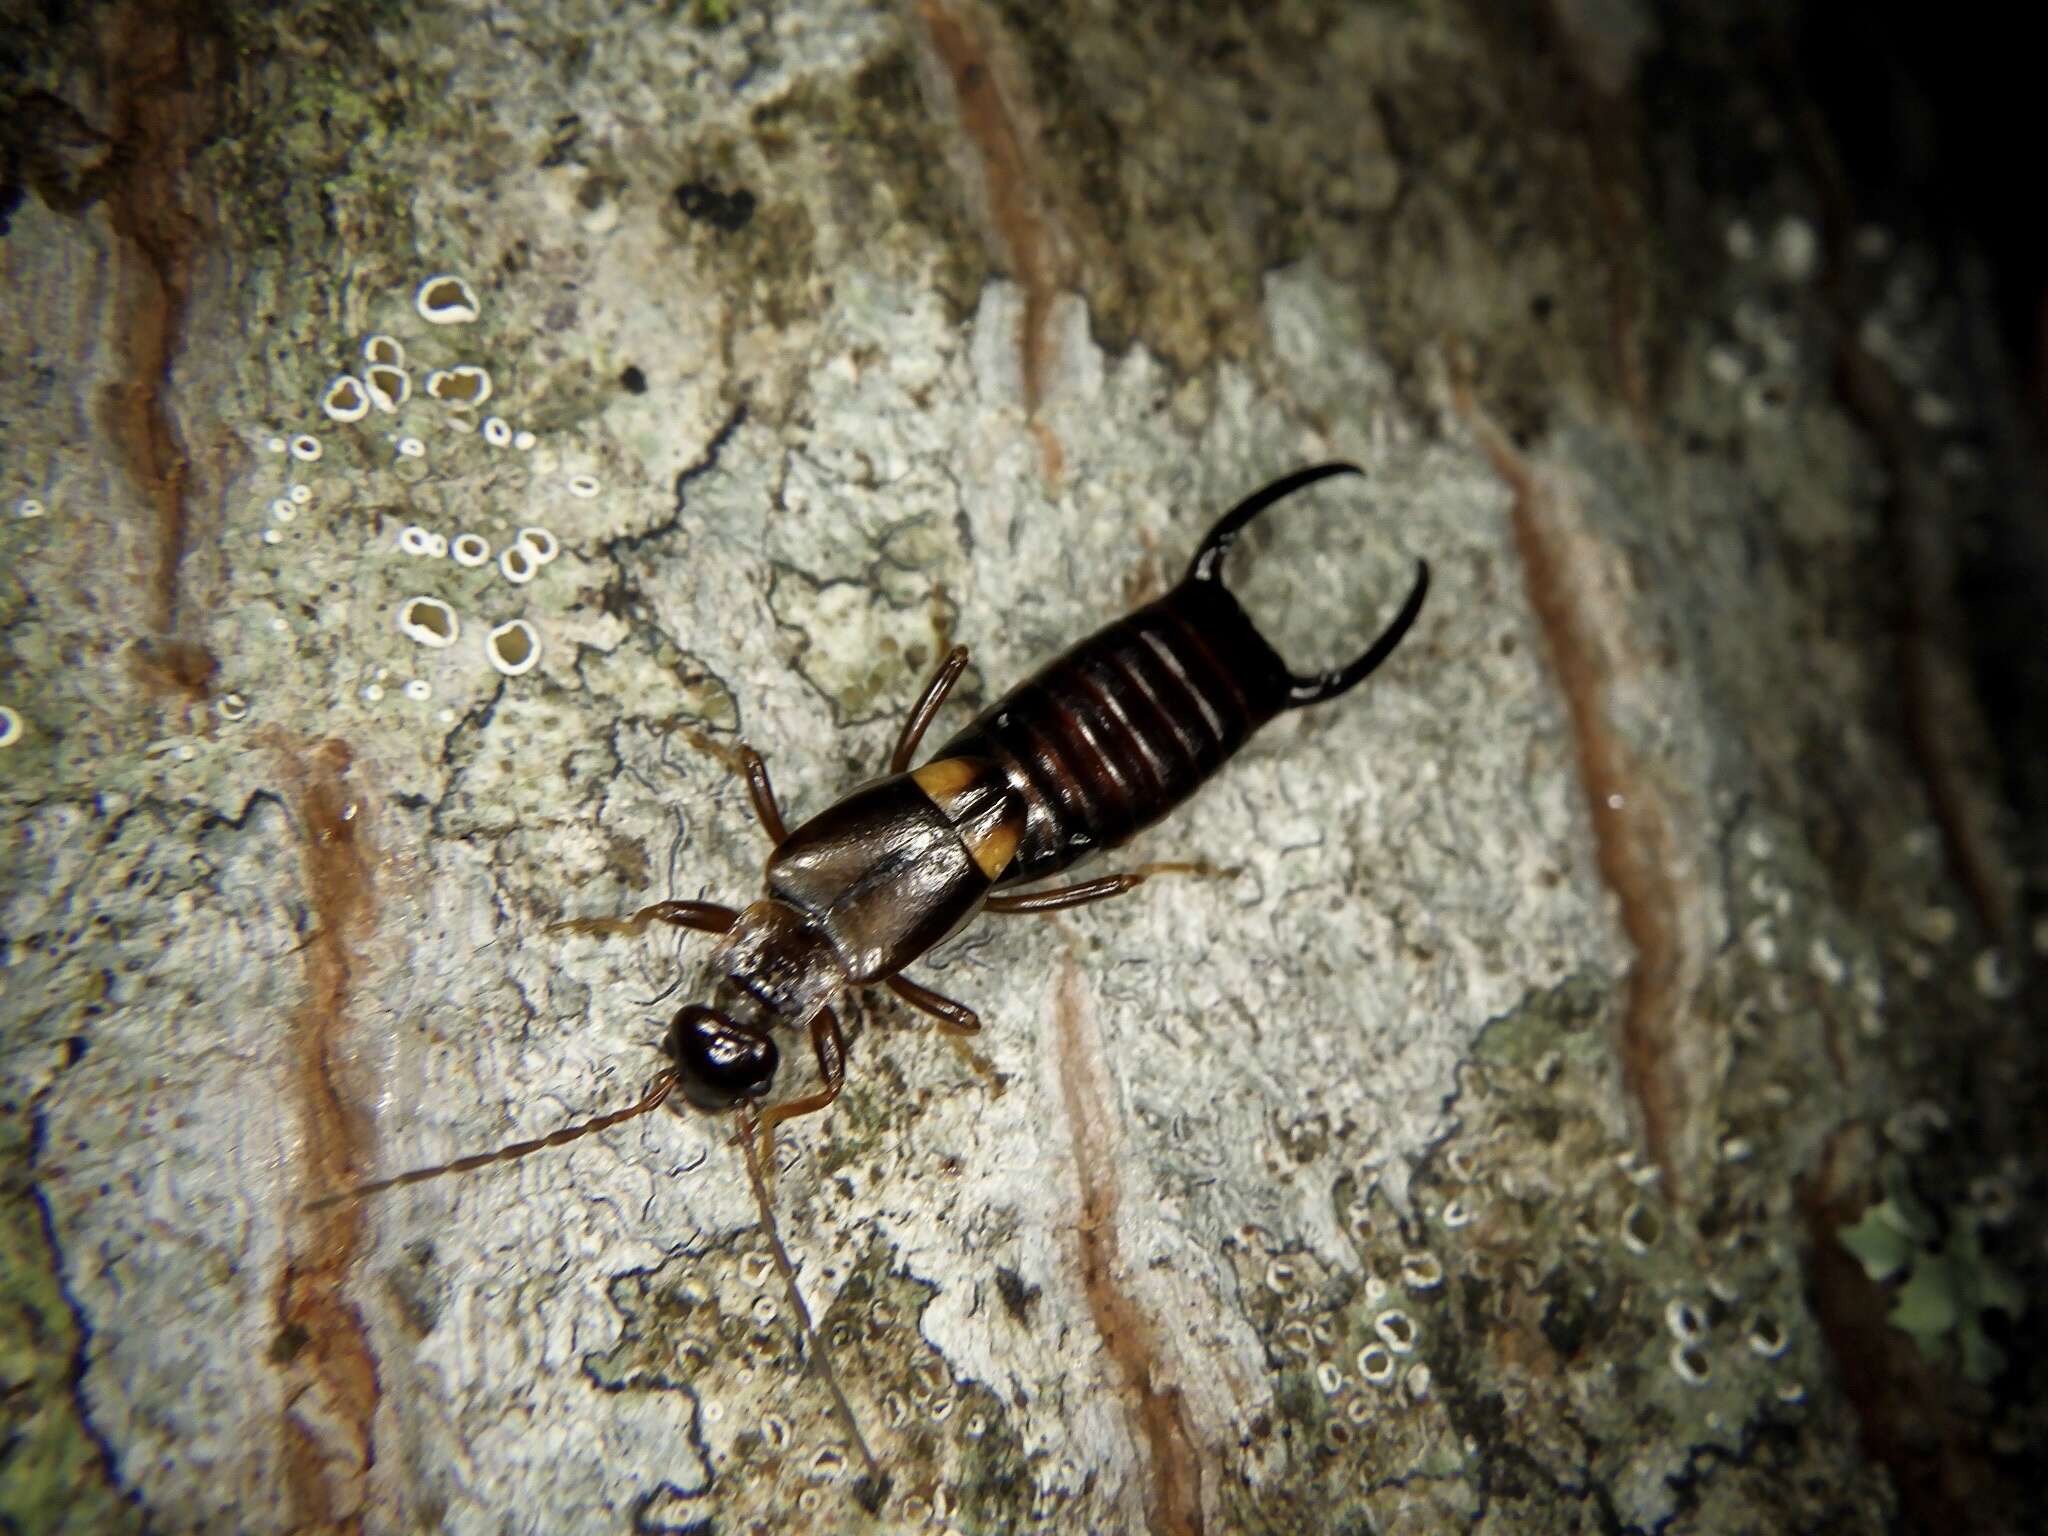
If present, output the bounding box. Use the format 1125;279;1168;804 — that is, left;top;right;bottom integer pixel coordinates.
983;861;1236;914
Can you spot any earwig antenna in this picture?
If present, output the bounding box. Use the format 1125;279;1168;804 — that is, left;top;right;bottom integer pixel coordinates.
304;1070;681;1211
734;1101;888;1498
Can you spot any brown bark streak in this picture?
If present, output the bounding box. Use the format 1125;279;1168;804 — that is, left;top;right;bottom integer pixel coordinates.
272;737;382;1535
1461;398;1689;1197
99;3;218;699
912;0;1067;480
1052;956;1204;1536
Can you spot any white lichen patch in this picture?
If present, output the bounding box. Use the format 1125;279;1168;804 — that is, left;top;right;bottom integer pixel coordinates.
1357;1344;1395;1386
499;543;537;584
1972;947;2017;1000
486;619;541;676
395;596;460;649
1373;1309;1418;1354
416;273;481;325
426;365;493;408
321;375;370;423
1670;1343;1711;1386
365;363;411;412
1746;1313;1788;1359
1664;1298;1706;1343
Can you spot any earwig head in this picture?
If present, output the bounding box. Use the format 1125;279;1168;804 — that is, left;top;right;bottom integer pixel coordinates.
667;1003;780;1110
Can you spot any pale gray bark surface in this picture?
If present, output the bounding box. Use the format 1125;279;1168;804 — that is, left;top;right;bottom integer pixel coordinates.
3;3;2041;1535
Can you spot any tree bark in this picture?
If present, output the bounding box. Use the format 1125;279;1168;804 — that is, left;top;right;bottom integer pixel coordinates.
3;3;2041;1533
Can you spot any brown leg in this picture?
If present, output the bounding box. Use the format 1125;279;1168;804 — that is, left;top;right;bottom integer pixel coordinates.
885;973;982;1034
736;745;787;843
886;975;1002;1091
889;645;970;774
757;1007;847;1161
983;860;1238;914
550;899;739;940
684;729;787;843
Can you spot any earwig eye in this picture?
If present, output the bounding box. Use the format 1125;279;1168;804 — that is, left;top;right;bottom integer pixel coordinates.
668;1004;778;1110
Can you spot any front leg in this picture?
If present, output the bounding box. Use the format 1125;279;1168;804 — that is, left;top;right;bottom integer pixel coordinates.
736;744;787;843
549;899;739;940
756;1007;848;1162
685;729;788;843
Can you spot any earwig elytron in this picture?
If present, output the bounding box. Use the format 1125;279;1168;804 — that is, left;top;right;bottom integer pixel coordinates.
313;463;1427;1483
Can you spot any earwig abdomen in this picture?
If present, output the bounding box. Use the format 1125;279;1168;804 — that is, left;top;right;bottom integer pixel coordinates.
937;574;1295;885
936;464;1429;886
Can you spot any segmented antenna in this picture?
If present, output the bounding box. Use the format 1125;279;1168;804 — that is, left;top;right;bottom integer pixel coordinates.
734;1102;888;1501
300;1075;888;1500
304;1070;680;1211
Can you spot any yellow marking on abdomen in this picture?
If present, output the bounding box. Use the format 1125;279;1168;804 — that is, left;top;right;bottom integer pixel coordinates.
912;758;978;803
913;757;1020;880
969;819;1020;880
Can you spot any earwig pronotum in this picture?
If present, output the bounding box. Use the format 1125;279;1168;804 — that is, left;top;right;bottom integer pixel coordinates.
312;462;1429;1486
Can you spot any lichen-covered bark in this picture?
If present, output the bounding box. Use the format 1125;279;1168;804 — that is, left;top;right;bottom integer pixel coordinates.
3;2;2042;1534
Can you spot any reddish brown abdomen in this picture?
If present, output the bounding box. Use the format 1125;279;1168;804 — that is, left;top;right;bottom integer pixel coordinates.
934;578;1292;884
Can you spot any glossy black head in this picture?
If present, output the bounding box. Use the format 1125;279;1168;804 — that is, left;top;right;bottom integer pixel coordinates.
667;1003;779;1110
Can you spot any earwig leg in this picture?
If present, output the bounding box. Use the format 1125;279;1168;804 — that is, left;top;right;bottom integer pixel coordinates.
889;645;970;773
684;729;788;844
737;744;788;843
984;860;1238;914
549;899;739;940
885;975;1003;1093
885;973;982;1034
756;1007;847;1163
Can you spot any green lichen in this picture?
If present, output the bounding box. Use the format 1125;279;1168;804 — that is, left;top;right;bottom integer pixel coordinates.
1838;1157;2025;1385
1887;1221;2024;1385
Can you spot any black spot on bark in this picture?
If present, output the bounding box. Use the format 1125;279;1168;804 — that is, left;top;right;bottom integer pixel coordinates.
673;180;756;232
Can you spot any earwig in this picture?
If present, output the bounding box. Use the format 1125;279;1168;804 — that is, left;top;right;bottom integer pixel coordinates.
310;462;1427;1483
